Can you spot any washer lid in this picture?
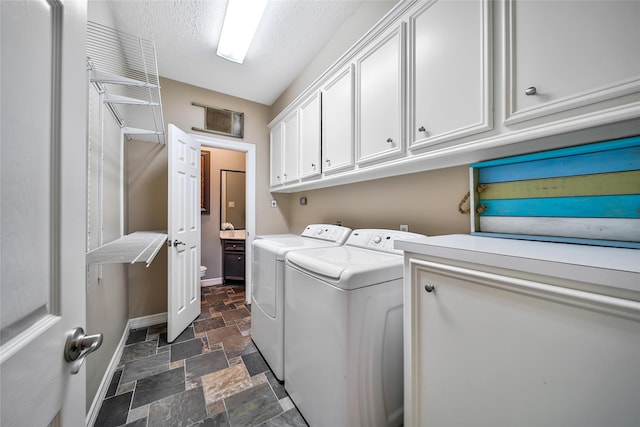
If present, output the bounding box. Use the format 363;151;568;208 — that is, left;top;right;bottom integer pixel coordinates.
285;246;404;290
254;235;346;260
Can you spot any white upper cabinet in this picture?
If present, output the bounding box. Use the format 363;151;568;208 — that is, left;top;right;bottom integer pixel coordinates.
268;0;640;193
409;0;492;150
356;23;405;165
282;110;299;184
269;123;283;186
504;0;640;125
322;65;355;174
298;92;322;179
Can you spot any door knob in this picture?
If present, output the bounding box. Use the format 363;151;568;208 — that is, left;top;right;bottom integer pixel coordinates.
64;327;103;374
173;240;186;247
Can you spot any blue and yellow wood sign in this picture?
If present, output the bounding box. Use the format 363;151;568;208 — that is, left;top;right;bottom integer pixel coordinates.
470;135;640;249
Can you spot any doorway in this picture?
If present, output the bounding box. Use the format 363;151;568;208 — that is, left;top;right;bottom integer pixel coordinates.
193;134;256;304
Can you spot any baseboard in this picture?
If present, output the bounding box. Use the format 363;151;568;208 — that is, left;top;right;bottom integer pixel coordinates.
201;277;223;287
129;312;168;329
86;312;169;426
86;322;130;427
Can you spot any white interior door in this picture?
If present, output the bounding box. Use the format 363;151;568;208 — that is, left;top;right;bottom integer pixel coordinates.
1;1;88;426
167;124;201;342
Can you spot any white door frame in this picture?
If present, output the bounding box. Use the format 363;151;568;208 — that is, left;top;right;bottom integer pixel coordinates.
193;134;256;303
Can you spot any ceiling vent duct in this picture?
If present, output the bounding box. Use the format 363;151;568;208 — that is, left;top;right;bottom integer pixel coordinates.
86;21;165;145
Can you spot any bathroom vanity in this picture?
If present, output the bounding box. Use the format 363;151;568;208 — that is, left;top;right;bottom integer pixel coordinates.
221;232;246;285
396;235;640;427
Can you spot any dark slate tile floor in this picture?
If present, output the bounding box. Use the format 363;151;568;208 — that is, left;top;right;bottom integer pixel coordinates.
95;285;307;427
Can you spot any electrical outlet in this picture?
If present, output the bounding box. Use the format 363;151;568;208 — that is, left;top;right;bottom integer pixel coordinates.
271;199;277;208
400;224;408;232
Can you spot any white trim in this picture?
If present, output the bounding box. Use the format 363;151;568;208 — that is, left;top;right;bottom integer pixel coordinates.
201;277;223;287
129;312;168;330
85;322;129;427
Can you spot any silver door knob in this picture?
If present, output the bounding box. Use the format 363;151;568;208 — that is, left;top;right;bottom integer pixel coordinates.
64;327;103;374
424;284;435;293
525;86;537;96
173;240;185;247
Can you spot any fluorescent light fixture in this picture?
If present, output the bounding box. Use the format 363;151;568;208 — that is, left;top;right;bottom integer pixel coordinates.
217;0;268;64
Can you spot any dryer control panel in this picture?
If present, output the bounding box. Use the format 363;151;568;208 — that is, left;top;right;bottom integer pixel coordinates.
301;224;352;244
347;229;425;253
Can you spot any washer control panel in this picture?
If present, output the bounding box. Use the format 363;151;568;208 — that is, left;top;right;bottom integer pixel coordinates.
346;229;425;253
301;224;352;243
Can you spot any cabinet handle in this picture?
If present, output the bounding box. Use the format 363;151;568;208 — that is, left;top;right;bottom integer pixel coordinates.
283;173;287;178
325;159;330;164
237;256;242;261
525;86;537;96
418;126;426;132
276;175;280;180
311;163;316;168
386;138;393;143
424;284;435;293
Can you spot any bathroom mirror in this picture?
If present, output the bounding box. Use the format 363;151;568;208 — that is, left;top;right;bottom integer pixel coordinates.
220;169;246;230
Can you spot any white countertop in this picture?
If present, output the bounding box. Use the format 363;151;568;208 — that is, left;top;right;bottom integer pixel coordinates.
395;234;640;296
220;230;246;240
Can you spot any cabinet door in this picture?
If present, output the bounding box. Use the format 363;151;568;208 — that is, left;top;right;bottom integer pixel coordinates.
269;123;283;187
406;259;640;426
357;23;405;165
298;92;321;179
505;0;640;124
322;65;355;174
409;0;492;150
282;110;299;184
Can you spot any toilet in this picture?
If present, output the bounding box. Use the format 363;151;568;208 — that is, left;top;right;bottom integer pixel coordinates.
200;265;207;279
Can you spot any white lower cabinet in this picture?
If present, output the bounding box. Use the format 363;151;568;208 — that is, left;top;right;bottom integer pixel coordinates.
399;235;640;427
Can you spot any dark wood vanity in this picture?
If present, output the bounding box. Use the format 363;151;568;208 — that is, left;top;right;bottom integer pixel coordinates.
222;239;245;285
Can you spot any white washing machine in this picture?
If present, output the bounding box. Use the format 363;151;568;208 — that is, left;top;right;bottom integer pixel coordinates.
252;224;352;381
284;229;425;427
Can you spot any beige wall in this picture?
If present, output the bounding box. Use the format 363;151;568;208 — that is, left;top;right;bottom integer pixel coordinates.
287;166;471;236
127;77;289;318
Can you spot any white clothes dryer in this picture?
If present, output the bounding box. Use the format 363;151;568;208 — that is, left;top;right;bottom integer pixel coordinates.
252;224;352;381
284;229;425;427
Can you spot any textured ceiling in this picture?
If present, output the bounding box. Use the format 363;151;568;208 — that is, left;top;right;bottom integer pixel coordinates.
97;0;365;106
